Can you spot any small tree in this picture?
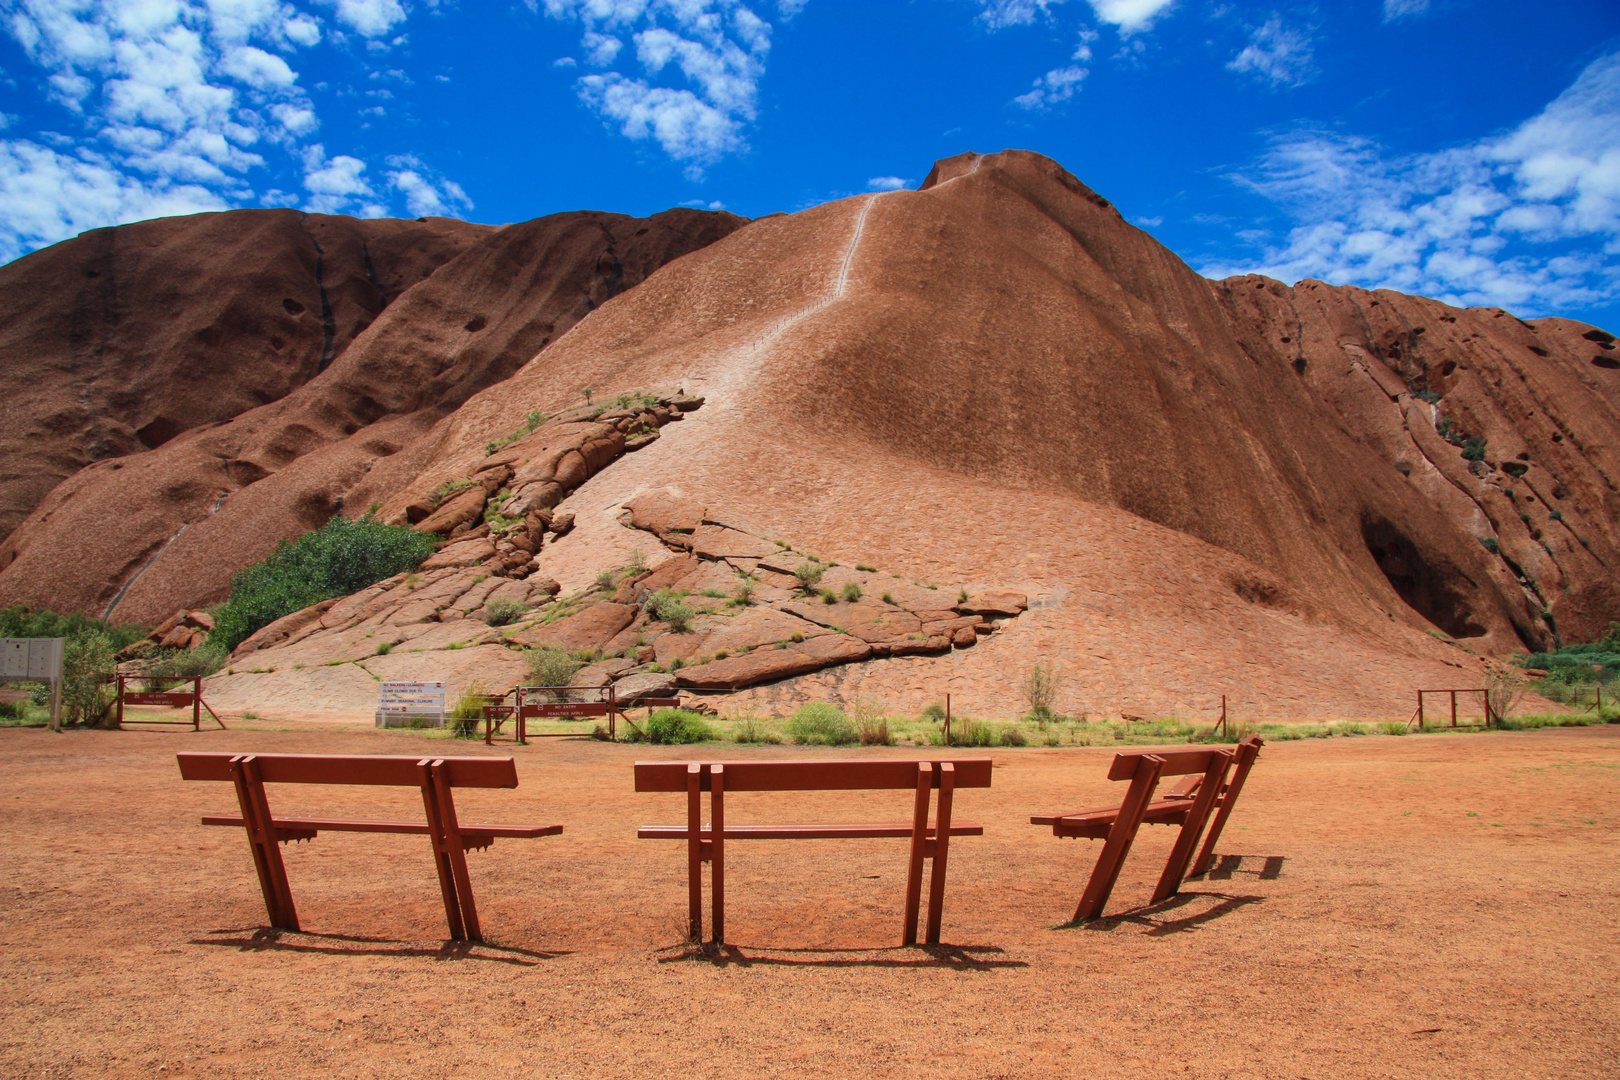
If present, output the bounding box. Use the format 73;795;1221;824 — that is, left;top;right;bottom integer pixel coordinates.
63;631;116;727
524;647;582;702
1485;668;1528;725
1023;661;1063;719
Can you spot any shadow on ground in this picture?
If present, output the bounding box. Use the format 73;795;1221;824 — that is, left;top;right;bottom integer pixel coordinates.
191;927;569;965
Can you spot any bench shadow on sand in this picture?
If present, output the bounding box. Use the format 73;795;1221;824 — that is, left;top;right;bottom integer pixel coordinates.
1053;854;1287;936
190;927;569;965
659;942;1027;970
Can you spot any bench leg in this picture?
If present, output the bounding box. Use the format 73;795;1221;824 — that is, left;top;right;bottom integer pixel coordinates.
1074;754;1163;922
925;762;956;945
710;764;725;946
431;761;481;942
1151;751;1230;904
230;755;299;932
686;764;703;944
1191;739;1261;877
419;763;468;941
903;763;933;946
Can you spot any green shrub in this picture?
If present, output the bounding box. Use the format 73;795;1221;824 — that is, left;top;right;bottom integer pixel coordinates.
211;514;436;653
733;578;756;606
786;703;856;745
146;644;228;681
1461;436;1487;462
999;726;1028;747
63;631;116;727
840;581;862;603
734;717;782;744
857;719;892;746
596;569;618;590
449;682;488;737
951;715;996;747
646;589;695;632
635;709;713;744
1479;536;1499;553
821;589;838;605
1023;662;1062;718
0;605;147;651
794;562;825;589
921;702;946;721
523;647;581;700
855;564;877;573
484;597;527;626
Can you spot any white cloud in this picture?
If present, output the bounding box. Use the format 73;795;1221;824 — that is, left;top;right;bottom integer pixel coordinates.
681;197;726;209
320;0;407;37
976;0;1064;30
219;44;298;88
544;0;786;175
1011;28;1094;110
1203;51;1620;316
1013;64;1087;109
1382;0;1430;21
386;154;472;217
866;175;908;191
0;139;228;262
1227;15;1314;88
0;1;471;258
1087;0;1173;34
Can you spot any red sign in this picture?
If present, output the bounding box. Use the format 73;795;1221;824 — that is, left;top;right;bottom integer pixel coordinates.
520;702;609;718
123;692;195;708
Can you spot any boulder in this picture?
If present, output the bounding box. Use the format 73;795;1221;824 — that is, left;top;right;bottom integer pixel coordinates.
952;626;977;648
550;511;576;536
690;524;780;561
625;490;705;538
415;485;487;535
613;671;678;702
675;647;827;689
504;482;564;518
232;598;339;658
654;631;703;667
185;610;215;630
570;657;637;687
507;602;637;654
418;537;495;572
956;590;1028;617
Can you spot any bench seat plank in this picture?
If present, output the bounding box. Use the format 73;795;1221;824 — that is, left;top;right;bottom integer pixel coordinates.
201;815;561;839
638;821;984;840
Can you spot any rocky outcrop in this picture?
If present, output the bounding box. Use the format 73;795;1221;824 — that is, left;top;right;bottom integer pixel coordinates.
200;483;1028;713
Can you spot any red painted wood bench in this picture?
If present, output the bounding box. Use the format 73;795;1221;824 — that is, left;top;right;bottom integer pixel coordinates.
177;752;560;941
1031;735;1263;921
636;758;992;946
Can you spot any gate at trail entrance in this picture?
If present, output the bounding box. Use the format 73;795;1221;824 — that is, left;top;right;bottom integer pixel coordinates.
1410;688;1493;729
116;674;225;731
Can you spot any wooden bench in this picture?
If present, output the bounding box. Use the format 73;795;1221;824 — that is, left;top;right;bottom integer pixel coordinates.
176;752;561;941
636;758;992;947
1031;735;1263;922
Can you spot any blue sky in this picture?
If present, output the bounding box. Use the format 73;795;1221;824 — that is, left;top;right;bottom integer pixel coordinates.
3;1;1619;329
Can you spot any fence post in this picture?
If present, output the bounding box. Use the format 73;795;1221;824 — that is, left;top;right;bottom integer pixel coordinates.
1417;691;1424;728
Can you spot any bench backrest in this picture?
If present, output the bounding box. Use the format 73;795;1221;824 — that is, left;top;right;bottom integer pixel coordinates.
1105;747;1229;781
635;758;993;793
176;752;519;788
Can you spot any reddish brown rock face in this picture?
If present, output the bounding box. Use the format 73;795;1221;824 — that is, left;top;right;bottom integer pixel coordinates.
0;210;490;544
0;206;746;621
507;602;637;655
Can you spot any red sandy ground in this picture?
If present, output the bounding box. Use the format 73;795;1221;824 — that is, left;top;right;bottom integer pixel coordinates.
1;722;1616;1079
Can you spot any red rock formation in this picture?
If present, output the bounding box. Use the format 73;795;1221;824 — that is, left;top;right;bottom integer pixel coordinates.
6;149;1618;719
0;207;745;621
0;209;490;542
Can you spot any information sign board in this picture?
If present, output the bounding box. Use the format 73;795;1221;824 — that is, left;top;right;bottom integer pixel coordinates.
376;680;446;728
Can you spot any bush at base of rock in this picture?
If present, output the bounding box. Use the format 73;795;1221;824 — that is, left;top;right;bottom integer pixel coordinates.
211;514;437;653
145;643;228;680
733;717;782;744
628;708;713;745
786;703;857;746
522;646;581;697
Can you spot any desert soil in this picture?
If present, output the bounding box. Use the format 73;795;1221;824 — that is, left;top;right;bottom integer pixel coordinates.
1;721;1616;1079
